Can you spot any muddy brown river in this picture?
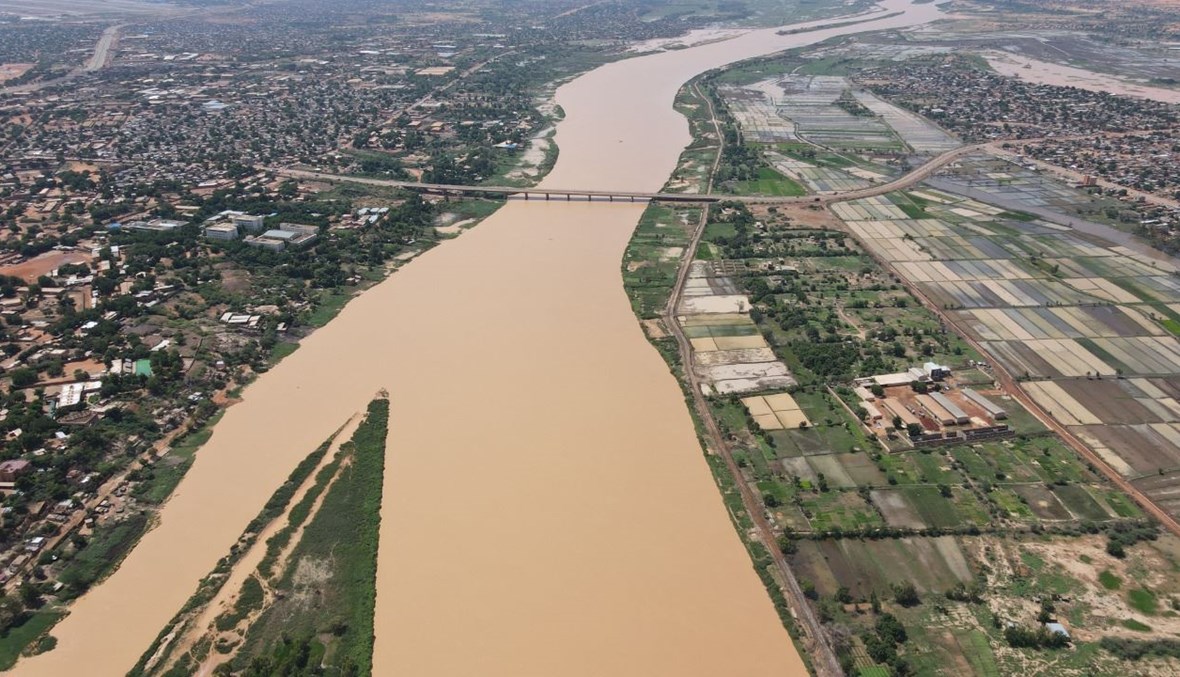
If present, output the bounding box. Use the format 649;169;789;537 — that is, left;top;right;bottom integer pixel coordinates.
13;2;942;675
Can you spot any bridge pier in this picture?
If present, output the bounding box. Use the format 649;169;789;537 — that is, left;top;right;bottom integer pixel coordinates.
523;192;529;201
545;193;550;201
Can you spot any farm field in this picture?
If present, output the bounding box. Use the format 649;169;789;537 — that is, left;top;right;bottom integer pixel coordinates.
684;204;1147;576
618;52;1180;674
836;183;1180;523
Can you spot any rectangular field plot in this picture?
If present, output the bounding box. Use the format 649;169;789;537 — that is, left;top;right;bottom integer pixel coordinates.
805;454;857;488
870;489;925;529
1043;378;1180;425
1059;276;1143;304
741;392;810;430
1053;484;1116;521
1131;470;1180;521
847;232;932;263
800;490;884;532
1076;423;1180;477
831;197;909;222
1024;381;1101;426
916;278;1095;310
769;152;874;192
912;234;1013;260
982;339;1112;378
789;537;973;599
950;441;1041;483
899;486;988;528
950;306;1165;342
836;453;889;485
1083;336;1180;375
1011;484;1072;521
851;90;960;153
988;487;1036;521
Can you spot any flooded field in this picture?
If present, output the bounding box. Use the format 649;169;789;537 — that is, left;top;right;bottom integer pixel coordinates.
12;2;944;675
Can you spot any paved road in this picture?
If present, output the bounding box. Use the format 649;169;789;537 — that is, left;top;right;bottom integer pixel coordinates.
277;142;987;205
85;24;122;72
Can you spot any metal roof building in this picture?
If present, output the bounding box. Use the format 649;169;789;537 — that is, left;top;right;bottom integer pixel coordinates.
962;388;1007;420
929;391;969;424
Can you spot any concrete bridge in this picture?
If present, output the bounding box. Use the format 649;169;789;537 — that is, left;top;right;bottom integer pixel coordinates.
277;169;722;203
277;145;984;206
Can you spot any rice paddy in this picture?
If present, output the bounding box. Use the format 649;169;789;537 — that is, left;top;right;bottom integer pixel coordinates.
826;171;1180;521
679;261;795;394
742;392;810;429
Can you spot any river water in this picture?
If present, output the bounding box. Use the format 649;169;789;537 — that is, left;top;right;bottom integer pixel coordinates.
13;2;942;675
984;51;1180;105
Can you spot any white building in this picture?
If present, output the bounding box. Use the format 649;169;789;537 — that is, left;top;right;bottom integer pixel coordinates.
204;223;239;241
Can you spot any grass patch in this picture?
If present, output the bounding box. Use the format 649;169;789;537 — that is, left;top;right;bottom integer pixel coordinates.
898;203;927;219
1122;618;1153;632
268;341;299;364
306;290;354;328
1099;569;1122;591
998;210;1038;222
214;575;264;632
727;166;807;197
958;629;1001;677
0;610;65;671
58;512;151;599
1128;588;1158;615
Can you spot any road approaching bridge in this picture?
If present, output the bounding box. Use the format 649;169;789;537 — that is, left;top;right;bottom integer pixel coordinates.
276;143;985;206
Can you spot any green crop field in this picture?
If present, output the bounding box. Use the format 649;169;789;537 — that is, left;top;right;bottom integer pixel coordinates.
727;166;808;196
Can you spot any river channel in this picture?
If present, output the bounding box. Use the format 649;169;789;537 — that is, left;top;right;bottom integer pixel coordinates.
13;2;942;674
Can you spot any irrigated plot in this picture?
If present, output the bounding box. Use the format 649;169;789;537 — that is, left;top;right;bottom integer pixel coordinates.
742;391;810;430
1132;471;1180;519
1011;484;1072;521
870;489;925;529
1076;424;1180;477
801;490;884;532
790;537;972;600
851;90;960;153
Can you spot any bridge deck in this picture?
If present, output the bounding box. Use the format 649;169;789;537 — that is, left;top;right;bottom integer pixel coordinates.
276;146;979;207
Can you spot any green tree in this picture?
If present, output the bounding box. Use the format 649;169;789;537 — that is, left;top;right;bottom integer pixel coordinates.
893;582;920;607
